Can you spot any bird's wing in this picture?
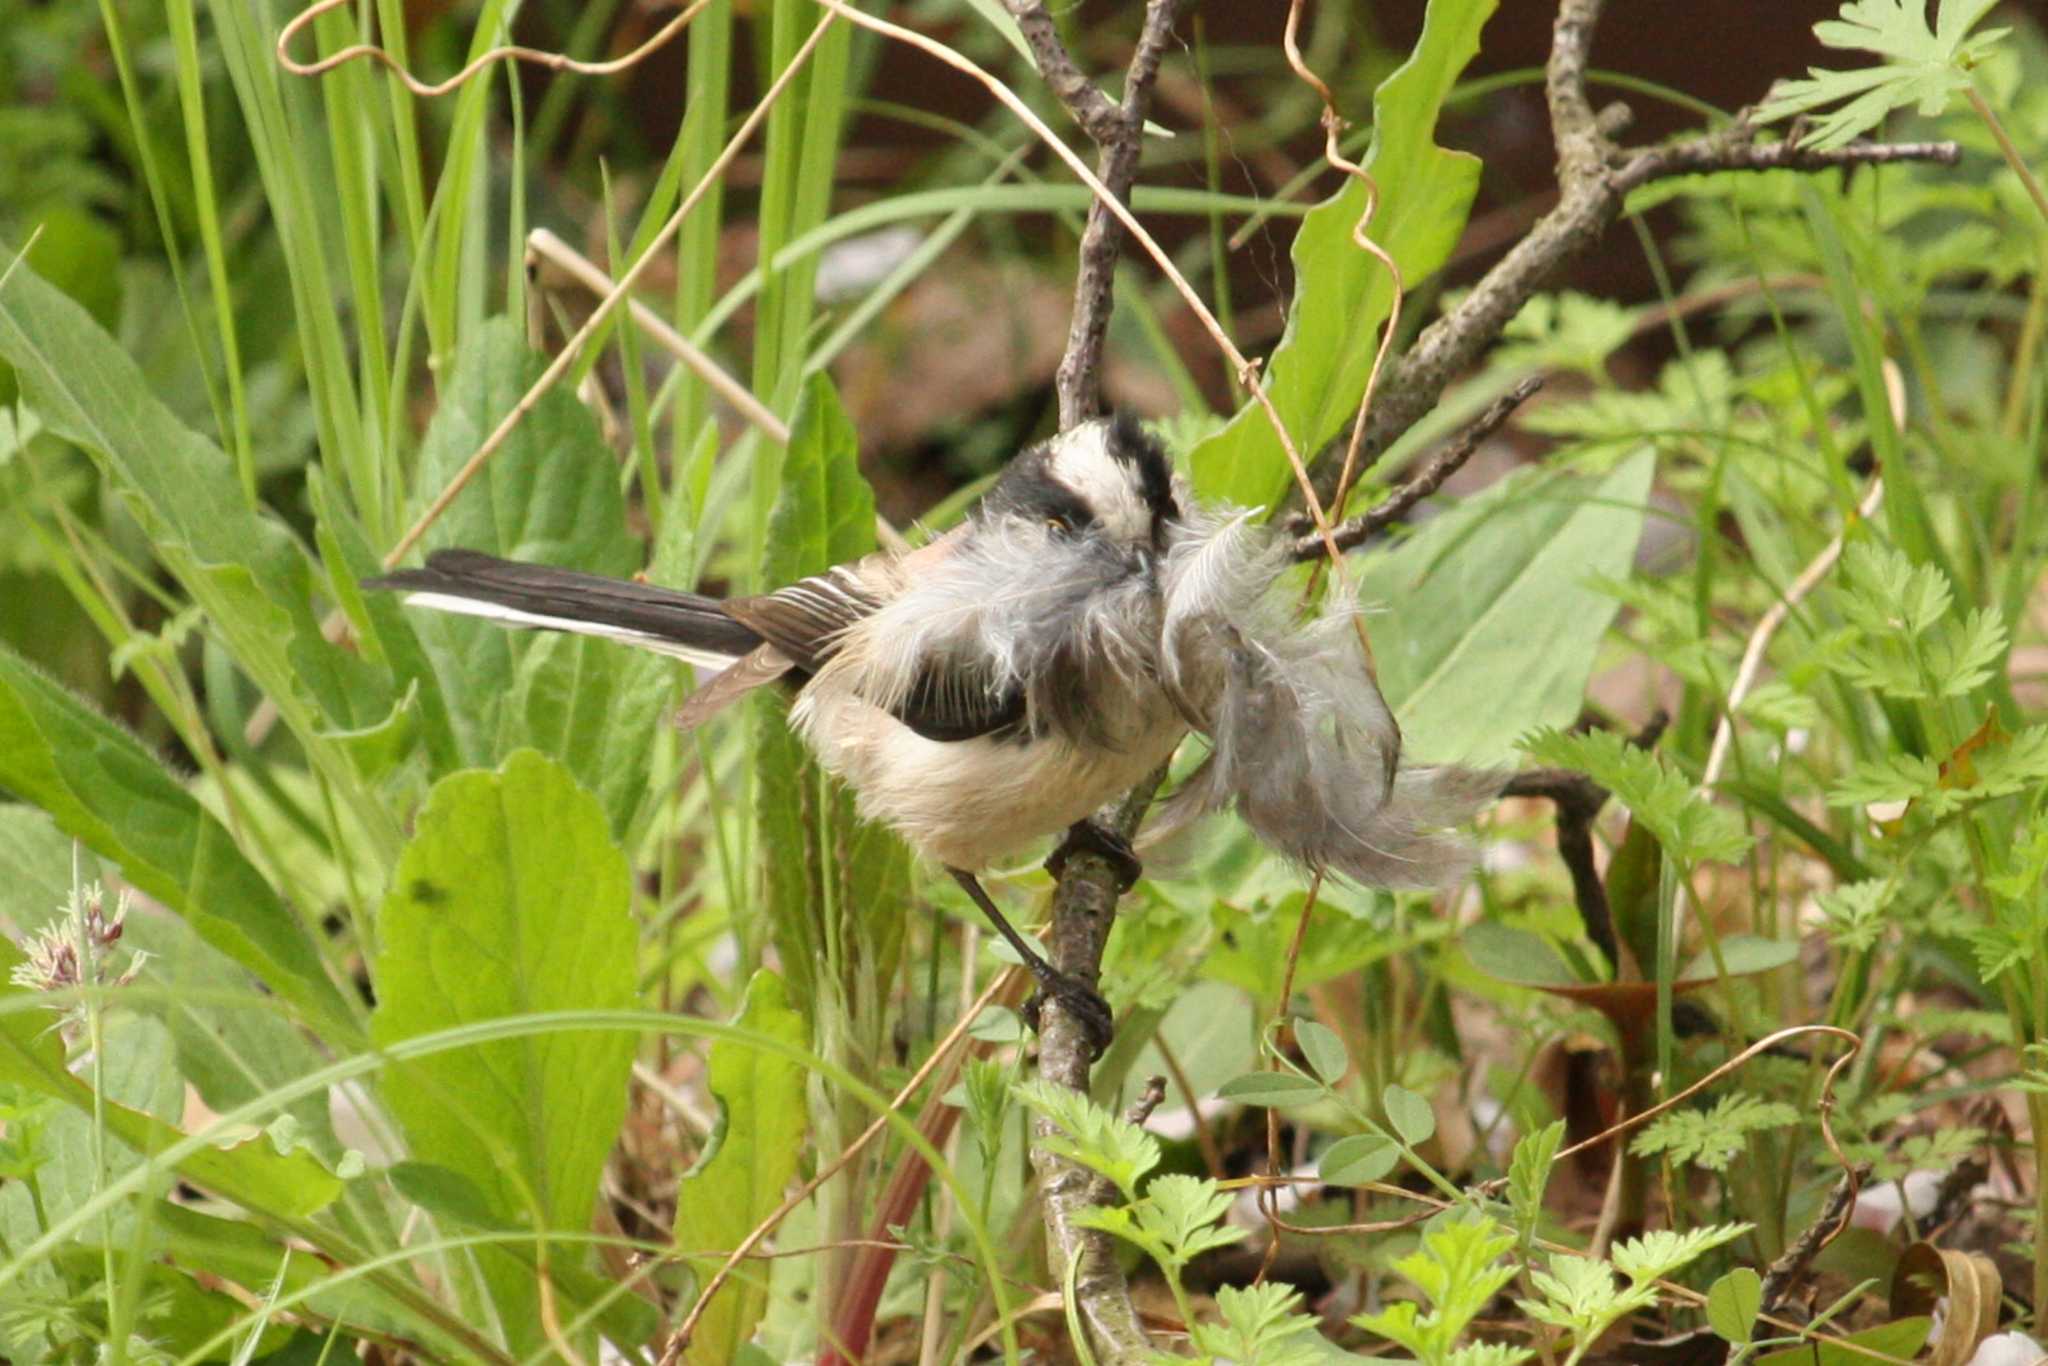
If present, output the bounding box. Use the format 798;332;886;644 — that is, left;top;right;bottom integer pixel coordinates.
732;547;1027;742
722;564;883;672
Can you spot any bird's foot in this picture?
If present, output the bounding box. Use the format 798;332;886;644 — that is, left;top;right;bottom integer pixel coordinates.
1021;970;1116;1060
1045;820;1142;894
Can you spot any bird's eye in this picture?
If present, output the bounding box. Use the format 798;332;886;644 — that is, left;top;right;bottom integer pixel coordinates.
1046;516;1071;534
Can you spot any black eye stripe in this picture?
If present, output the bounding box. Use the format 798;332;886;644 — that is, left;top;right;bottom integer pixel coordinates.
1105;412;1177;541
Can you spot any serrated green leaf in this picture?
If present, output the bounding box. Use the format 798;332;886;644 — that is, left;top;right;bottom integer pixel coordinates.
1217;1071;1327;1109
1384;1084;1437;1146
1828;752;1944;810
1295;1019;1349;1086
1014;1077;1161;1200
1320;1133;1400;1186
1189;0;1494;507
1134;1174;1245;1268
673;971;808;1366
1610;1222;1751;1283
0;645;348;1028
1508;1119;1566;1244
1521;726;1753;866
1706;1266;1762;1345
1197;1283;1330;1366
371;750;637;1357
1757;0;2008;149
1631;1095;1799;1171
1358;451;1655;763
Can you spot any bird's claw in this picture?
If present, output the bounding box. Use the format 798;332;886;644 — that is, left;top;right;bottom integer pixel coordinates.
1022;974;1116;1060
1045;820;1142;894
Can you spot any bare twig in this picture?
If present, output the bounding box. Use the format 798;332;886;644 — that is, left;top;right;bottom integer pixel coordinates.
1289;376;1544;558
1757;1161;1871;1314
1002;0;1185;425
1124;1076;1168;1126
1030;774;1167;1363
981;4;1183;1357
1298;0;1960;509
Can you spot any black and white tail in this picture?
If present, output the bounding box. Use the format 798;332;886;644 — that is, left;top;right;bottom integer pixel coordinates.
366;549;763;671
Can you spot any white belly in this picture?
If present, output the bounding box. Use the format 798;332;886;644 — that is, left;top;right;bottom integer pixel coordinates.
791;683;1187;870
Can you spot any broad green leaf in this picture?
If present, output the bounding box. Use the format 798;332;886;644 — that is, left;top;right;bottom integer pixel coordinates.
753;374;910;1020
402;316;676;836
0;940;341;1219
1461;921;1582;988
1706;1266;1762;1345
1754;1317;1929;1365
673;972;809;1366
1355;450;1656;764
1383;1084;1437;1146
310;468;460;776
0;249;400;858
154;1202;413;1342
0;645;349;1028
1679;935;1800;981
371;749;638;1357
1216;1071;1326;1109
1320;1133;1400;1186
1190;0;1495;508
1294;1019;1349;1087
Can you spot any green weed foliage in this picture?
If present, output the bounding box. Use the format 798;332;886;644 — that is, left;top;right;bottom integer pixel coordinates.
0;0;2044;1359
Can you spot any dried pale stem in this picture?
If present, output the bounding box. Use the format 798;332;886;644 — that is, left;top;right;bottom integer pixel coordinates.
657;968;1021;1365
524;229;787;445
1282;0;1404;520
384;10;838;567
1701;477;1885;789
523;229;910;555
277;0;712;95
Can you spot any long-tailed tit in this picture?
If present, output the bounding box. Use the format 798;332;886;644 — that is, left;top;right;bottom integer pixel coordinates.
368;415;1501;1052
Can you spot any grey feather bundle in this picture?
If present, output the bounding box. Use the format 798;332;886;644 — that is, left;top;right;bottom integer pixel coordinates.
824;519;1165;746
1155;507;1503;888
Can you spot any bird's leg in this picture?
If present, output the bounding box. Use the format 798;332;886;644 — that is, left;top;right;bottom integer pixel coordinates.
946;866;1114;1058
1044;819;1142;893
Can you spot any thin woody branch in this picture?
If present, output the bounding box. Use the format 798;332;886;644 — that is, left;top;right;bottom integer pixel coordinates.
1031;775;1167;1362
1289;377;1543;559
1299;0;1959;509
1006;0;1185;424
1002;10;1183;1357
